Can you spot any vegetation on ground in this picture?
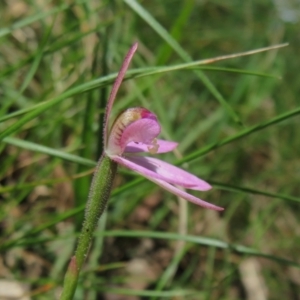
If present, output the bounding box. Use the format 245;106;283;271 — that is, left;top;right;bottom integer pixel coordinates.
0;1;299;299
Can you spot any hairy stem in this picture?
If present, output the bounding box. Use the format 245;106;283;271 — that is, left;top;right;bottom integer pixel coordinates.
60;154;118;299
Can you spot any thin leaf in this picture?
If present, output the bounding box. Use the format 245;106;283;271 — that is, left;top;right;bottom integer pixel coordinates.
0;44;286;137
179;105;300;164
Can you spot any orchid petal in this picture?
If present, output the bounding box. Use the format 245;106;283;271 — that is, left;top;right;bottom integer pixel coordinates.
127;155;211;190
111;155;222;211
106;108;159;156
119;118;161;150
104;43;138;145
144;175;223;211
125;140;178;153
111;155;211;191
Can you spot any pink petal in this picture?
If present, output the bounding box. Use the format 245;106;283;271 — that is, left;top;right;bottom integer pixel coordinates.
111;155;223;211
125;140;178;153
111;155;211;191
128;155;211;191
145;176;223;211
104;43;138;145
120;118;161;150
106;108;159;156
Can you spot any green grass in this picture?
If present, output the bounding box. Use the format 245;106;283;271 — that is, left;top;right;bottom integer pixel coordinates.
0;1;299;299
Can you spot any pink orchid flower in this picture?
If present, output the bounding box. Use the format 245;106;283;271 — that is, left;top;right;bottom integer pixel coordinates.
103;43;223;211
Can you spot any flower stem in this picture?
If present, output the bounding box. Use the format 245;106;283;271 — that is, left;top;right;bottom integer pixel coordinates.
60;154;118;300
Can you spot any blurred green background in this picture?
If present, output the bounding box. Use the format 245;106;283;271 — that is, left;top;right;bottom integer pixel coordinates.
0;0;299;299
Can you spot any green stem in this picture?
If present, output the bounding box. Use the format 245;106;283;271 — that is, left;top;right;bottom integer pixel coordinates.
60;154;118;300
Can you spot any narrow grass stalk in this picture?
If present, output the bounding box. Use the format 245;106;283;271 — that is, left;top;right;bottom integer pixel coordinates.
60;155;117;299
179;105;300;164
74;43;102;228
